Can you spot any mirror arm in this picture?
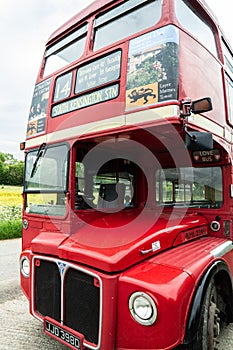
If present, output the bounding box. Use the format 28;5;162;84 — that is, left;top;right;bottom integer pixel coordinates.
184;125;196;142
179;96;213;119
180;98;192;118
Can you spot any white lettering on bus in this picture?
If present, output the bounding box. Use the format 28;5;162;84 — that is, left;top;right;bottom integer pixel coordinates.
52;85;119;117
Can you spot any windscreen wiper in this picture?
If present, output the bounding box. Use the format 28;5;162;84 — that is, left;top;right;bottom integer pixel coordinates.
30;143;46;178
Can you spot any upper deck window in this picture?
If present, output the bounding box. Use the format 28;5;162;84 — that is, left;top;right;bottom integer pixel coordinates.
43;23;88;77
175;0;218;56
222;40;233;77
225;74;233;124
93;0;162;52
222;41;233;124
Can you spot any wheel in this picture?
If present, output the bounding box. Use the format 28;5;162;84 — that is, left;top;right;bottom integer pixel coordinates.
183;279;221;350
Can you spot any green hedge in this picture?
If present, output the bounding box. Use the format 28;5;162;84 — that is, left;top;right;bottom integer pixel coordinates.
0;219;22;240
0;205;22;240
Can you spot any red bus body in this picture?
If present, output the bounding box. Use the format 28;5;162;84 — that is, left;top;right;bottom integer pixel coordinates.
20;0;233;349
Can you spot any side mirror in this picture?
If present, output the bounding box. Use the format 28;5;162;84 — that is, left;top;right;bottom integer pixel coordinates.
180;97;213;118
185;130;213;151
191;97;212;114
180;97;213;150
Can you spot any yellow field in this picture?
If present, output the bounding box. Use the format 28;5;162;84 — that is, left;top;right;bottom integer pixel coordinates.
0;186;22;206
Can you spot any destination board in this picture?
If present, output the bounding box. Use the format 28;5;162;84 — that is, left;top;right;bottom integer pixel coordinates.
75;50;121;93
52;84;119;117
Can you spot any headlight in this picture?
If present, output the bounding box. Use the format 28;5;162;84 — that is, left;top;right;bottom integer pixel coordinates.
20;256;30;278
129;291;157;326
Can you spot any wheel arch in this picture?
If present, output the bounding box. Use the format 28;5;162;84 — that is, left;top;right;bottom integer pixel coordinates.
183;260;233;345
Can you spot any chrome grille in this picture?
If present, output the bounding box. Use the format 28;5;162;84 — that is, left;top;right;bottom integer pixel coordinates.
32;256;102;349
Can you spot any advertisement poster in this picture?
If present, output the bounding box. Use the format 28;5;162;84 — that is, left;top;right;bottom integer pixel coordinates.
126;25;179;110
26;78;52;138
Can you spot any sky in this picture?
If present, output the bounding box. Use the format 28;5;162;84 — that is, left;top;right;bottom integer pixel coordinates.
0;0;232;160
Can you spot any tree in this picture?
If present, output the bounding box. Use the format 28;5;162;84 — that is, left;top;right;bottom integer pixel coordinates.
0;152;24;186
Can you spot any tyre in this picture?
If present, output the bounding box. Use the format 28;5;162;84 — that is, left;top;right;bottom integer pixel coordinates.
180;279;220;350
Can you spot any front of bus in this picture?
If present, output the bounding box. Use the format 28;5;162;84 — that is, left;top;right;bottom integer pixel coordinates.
20;119;232;350
20;0;233;349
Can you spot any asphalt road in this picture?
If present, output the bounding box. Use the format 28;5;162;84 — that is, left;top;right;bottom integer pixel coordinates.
0;238;233;349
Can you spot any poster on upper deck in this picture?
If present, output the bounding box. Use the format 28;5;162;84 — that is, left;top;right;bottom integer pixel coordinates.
26;78;52;138
126;25;179;110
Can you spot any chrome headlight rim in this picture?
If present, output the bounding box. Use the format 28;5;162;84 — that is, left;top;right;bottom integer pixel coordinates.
129;291;158;326
20;256;30;278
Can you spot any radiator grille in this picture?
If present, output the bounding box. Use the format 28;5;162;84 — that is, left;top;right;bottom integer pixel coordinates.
35;260;61;321
33;257;101;347
65;269;100;344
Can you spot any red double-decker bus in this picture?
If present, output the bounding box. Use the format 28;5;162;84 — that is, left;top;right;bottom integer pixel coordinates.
20;0;233;349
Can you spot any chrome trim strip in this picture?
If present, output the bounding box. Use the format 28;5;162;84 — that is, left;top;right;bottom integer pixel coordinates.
31;255;103;350
210;240;233;258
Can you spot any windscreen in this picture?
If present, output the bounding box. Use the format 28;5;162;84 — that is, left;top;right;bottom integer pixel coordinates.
24;144;69;216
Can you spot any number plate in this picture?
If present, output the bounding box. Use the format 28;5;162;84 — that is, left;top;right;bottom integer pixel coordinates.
44;317;83;350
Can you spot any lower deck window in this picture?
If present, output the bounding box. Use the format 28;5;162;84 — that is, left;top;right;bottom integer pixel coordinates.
26;193;66;216
156;166;222;208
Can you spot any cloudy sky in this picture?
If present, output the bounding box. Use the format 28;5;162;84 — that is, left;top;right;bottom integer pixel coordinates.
0;0;232;160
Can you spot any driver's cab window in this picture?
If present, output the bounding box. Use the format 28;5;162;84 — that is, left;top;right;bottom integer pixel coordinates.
75;154;135;211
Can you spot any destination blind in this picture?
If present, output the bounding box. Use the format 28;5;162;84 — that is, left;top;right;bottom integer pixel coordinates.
52;84;119;117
